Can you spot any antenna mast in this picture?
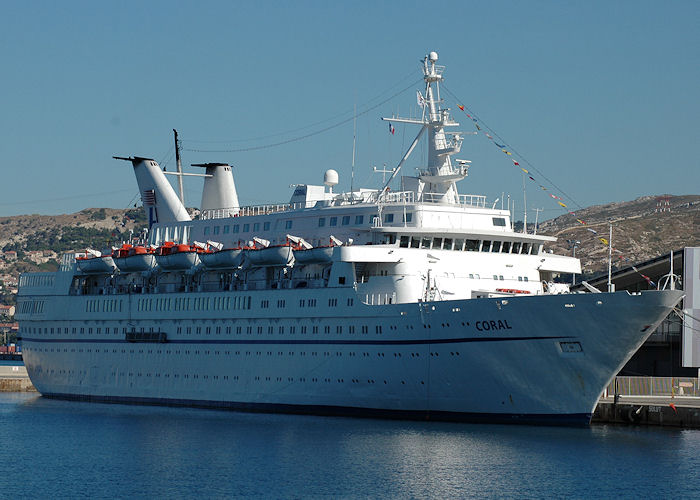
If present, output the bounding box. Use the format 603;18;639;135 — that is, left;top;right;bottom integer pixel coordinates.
351;102;356;192
173;129;185;205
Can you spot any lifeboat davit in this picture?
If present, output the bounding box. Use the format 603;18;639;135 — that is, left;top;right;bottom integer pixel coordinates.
155;242;201;271
76;250;117;274
200;247;245;269
112;244;157;273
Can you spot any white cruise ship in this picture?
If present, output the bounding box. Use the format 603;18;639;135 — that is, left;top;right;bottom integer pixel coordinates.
16;52;682;425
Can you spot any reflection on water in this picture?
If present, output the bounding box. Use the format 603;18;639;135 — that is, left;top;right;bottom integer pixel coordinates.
2;393;700;497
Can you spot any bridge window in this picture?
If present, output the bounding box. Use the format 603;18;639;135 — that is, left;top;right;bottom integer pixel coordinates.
213;226;220;235
243;224;250;232
329;217;337;227
223;225;230;234
342;216;350;226
285;220;293;229
421;237;431;249
512;242;521;254
400;236;409;248
492;217;506;227
443;238;453;250
318;218;326;227
491;241;502;253
410;237;420;248
502;241;511;253
233;225;240;233
481;240;492;252
264;222;270;231
384;213;394;223
253;223;260;231
433;237;443;249
465;239;479;251
404;212;413;223
523;243;532;255
355;215;364;225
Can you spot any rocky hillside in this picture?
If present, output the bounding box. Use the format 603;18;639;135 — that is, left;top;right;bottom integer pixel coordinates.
537;195;700;277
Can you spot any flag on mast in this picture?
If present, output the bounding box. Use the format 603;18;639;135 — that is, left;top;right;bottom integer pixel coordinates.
389;123;395;135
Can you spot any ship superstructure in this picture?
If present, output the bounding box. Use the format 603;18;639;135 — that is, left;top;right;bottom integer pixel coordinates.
16;52;683;425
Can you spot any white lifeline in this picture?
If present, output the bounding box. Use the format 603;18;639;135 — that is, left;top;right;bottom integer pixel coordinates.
16;52;682;425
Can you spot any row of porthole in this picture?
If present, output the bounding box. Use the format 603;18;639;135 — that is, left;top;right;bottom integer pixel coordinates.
34;368;430;387
27;347;461;357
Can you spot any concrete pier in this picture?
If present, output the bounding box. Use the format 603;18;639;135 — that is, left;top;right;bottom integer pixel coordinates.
594;396;700;428
0;365;35;392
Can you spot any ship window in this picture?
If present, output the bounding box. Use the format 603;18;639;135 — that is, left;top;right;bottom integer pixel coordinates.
342;216;350;225
404;212;413;223
318;218;326;227
500;275;504;280
264;222;271;231
481;240;492;252
253;223;260;231
400;236;410;248
213;226;220;235
469;273;474;279
330;216;337;227
233;225;240;233
524;277;529;282
355;215;364;225
433;237;443;249
384;213;394;223
223;225;230;234
465;239;479;251
204;226;210;235
443;238;453;250
492;217;506;227
502;241;511;253
512;242;521;254
285;220;293;229
410;237;420;248
421;237;431;249
452;238;463;251
518;276;523;282
243;224;250;232
491;241;502;252
523;243;532;255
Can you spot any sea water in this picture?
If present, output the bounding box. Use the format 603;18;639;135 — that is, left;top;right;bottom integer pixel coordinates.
1;393;699;498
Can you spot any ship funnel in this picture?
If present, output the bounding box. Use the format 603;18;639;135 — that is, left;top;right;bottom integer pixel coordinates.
192;163;240;217
114;156;191;227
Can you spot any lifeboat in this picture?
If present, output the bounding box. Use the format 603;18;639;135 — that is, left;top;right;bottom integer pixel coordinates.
200;247;244;269
76;249;117;274
112;244;157;273
293;246;334;264
245;237;294;267
155;242;201;271
292;235;341;264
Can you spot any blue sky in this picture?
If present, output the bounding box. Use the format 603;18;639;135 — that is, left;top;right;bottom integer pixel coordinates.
1;1;698;219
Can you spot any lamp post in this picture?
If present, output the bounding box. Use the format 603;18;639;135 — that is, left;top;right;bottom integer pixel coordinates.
566;239;580;285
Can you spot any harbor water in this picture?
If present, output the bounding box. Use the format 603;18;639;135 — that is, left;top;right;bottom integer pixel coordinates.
2;393;700;498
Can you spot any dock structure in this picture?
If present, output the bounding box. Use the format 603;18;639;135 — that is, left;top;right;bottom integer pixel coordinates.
593;376;700;428
0;365;35;392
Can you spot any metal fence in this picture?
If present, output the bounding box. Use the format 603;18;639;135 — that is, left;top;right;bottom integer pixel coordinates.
605;376;699;397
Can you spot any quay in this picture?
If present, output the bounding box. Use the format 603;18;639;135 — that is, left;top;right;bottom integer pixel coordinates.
593;376;700;429
0;365;35;392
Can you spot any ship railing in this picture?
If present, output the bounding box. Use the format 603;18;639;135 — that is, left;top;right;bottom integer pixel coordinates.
200;203;308;220
603;376;700;398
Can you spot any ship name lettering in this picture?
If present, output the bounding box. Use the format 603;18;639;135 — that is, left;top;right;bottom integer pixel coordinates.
475;320;513;331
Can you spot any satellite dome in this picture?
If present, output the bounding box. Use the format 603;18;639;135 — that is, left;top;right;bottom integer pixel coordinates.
324;169;339;187
429;51;438;62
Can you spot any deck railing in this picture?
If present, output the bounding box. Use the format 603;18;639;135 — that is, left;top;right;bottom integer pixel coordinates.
604;376;699;398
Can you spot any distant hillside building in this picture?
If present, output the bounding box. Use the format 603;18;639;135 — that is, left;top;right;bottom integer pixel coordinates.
0;305;15;317
3;251;17;262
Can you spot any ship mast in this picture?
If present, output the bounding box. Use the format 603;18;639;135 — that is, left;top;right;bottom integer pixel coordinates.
381;51;468;204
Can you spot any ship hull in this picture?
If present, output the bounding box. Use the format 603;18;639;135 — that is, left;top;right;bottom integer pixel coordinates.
17;289;682;426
